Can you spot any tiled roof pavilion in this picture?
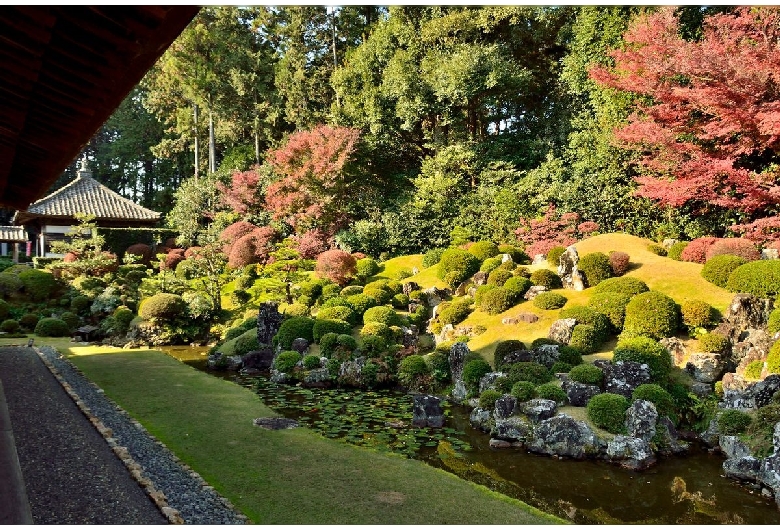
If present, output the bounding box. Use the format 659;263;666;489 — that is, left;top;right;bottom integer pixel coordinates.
13;160;160;226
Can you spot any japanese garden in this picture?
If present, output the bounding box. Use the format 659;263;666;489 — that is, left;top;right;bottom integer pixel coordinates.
3;5;780;525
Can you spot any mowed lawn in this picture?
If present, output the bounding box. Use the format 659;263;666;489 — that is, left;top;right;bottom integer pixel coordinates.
65;347;564;525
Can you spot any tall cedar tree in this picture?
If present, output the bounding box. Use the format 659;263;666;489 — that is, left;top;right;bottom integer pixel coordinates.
589;7;780;241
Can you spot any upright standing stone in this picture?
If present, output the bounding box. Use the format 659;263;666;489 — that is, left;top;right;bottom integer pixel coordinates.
558;245;587;291
257;301;284;347
449;342;470;401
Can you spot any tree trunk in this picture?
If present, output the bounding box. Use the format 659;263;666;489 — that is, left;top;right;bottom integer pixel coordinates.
208;96;216;174
193;103;199;181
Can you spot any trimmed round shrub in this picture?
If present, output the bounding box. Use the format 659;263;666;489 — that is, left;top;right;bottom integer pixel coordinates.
701;254;748;288
303;354;322;370
355;257;380;279
363;306;399;326
498;244;527;264
680;236;720;264
569;363;603;385
613;336;672;381
313;319;352;342
535;383;566;404
546;246;566;267
667;241;689;261
282;303;310;318
426;350;452;384
480;257;502;274
579;252;613;287
316;305;357;325
560;306;611;342
698;332;730;354
19;269;58;302
593;277;649;298
768;308;780;334
0;319;20;333
58;311;80;331
438;298;473;326
550;361;573;374
717;409;752;435
398;354;431;387
346;293;377;316
274;316;315;350
533;292;567;310
422;248;446;268
274;351;301;373
113;307;134;334
479;389;503;410
340;285;364;297
507;361;552;386
362;287;390;305
726;260;780;298
632;383;675;420
587;393;629;434
767;341;780;374
70;295;91;315
298;279;326;300
511;381;536;402
468;241;500;261
681;300;716;330
530;269;562;290
437;248;480;288
320;296;350;309
504;276;532;299
622;291;680;340
744;360;764;380
139;293;186;322
558;345;583;366
494;339;526;368
233;330;259;356
479;287;515;315
462;358;492;394
318;333;339;357
360;321;393;342
360;334;387;357
391;293;409;309
321;283;342;301
705;238;761;262
34;317;70;337
569;324;600;354
647;243;667;256
19;314;39;331
0;272;22;298
608;251;630;276
487;268;513;286
587;291;631;333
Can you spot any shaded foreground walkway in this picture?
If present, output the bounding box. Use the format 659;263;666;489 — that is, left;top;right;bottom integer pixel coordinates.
0;346;167;524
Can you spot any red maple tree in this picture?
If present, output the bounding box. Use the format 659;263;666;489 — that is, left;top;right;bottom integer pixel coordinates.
590;7;780;241
217;169;264;216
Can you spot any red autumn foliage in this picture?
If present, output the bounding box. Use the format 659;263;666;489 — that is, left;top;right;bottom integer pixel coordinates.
161;249;187;271
63;252;79;263
217;168;264;216
314;249;357;286
291;229;331;259
219;221;258;256
164;237;179;249
515;205;599;258
608;251;630;276
705;238;761;262
679;237;721;264
126;243;152;265
184;246;203;259
227;226;277;269
731;217;780;246
590;7;780;230
265;125;360;233
155;246;171;256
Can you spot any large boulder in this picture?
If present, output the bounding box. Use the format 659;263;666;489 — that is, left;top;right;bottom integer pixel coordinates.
479;371;506;393
502;312;539;325
527;414;605;459
563;380;601;407
655;417;689;456
290;337;309;354
533;344;561;369
402;281;420;296
522;399;558;423
491;416;533;443
241;346;275;371
685;353;725;383
469;407;492;432
625;399;657;442
723;293;773;332
660;337;688;366
548;318;577;345
449;342;470;401
601;360;651;399
338;357;366;387
524;286;548;301
494;394;517;420
558;245;587;291
732;329;774;372
472;271;489;286
606;435;657;470
302;367;331;387
722;374;780;409
412;395;444;428
423;287;449;307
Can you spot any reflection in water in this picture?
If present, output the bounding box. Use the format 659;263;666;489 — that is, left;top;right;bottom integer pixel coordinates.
159;346;779;524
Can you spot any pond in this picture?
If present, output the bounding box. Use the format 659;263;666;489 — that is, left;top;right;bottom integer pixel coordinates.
160;346;780;524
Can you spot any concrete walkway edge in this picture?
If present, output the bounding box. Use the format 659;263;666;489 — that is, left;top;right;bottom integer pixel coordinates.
0;378;33;524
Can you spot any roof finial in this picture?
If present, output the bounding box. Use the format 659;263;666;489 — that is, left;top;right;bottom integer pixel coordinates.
77;156;92;179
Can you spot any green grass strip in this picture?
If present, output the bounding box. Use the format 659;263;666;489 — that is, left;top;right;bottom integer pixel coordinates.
66;348;565;525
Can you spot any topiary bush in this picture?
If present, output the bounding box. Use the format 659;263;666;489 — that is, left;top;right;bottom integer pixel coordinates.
535;383;566;404
569;363;603;386
701;254;748;288
340;285;364;297
58;311;80;331
479;389;503;410
316;305;358;325
282;303;310;318
569;324;600;354
19;313;39;331
303;354;322;370
546;246;566;267
680;237;720;264
632;383;676;421
480;257;502;274
744;360;764;380
363;305;400;326
437;248;480;288
530;269;562;290
681;300;716;331
613;336;672;381
587;291;631;333
506;361;552;386
274;316;315;350
422;248;446;268
705;238;761;262
34;317;70;337
462;358;492;394
558;345;583;366
494;339;526;368
437;297;472;326
726;260;780;299
398;354;431;389
479;286;515;315
503;276;532;300
313;319;352;342
274;351;301;373
768;308;780;334
647;243;667;256
550;361;573;374
498;244;527;264
511;381;536;402
346;293;377;316
717;408;752;435
533;292;567;310
19;269;59;302
468;241;500;262
587;393;629;434
139;293;187;323
608;251;630;276
487;268;513;286
698;332;730;354
355;257;380;280
578;252;613;287
232;330;260;356
0;319;20;333
593;276;649;298
560;306;611;343
667;241;689;261
0;273;23;298
767;340;780;374
360;334;387;357
360;322;393;342
622;291;680;340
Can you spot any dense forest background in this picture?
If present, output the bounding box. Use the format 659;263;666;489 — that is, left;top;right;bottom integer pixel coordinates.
44;6;780;256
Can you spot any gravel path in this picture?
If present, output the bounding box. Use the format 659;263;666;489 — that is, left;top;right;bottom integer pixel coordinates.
0;346;248;524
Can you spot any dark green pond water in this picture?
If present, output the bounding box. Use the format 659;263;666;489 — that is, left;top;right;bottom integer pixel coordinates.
162;346;780;524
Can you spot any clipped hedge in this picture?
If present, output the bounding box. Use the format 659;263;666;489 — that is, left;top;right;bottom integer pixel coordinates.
506;361;552;386
468;241;500;262
569;324;600;354
274;316;315;350
316;305;358;325
587;291;631;333
530;269;562;290
568;363;603;386
275;351;301;373
34;317;70;337
503;276;532;299
19;269;59;302
511;381;536;402
593;276;649;298
768;308;780;334
613;336;672;381
587;393;629;434
578;252;612;287
622;291;680;340
487;268;513;287
667;241;689;261
726;260;780;299
701;254;747;288
313;319;352;342
462;358;492;394
535;383;566;404
560;306;611;343
479;286;515;315
363;305;400;327
437;248;480;288
139;293;186;323
533;292;567;310
479;389;503;410
698;332;730;354
438;298;473;327
681;300;716;330
632;383;676;421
